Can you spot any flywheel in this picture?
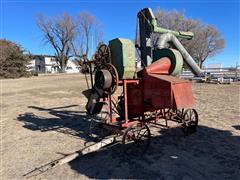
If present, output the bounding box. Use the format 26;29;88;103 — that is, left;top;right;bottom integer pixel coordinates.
94;44;111;68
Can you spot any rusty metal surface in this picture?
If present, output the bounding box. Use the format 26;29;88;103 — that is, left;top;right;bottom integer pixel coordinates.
149;74;190;84
126;79;143;116
145;57;171;74
172;82;194;109
123;72;194;117
143;73;172;110
145;73;194;110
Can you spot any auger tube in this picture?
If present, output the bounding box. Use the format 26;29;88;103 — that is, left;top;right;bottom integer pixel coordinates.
157;33;202;76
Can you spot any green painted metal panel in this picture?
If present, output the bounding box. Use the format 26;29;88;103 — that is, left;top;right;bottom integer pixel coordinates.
153;48;183;75
109;38;136;79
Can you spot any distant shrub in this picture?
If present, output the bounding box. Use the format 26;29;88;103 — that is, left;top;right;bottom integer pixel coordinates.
0;39;31;78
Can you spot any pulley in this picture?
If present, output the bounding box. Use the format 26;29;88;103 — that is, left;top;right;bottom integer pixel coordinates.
94;63;119;94
95;70;112;90
86;63;119;115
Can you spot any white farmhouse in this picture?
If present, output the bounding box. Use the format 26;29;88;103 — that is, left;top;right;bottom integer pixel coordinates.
65;59;80;73
30;55;80;74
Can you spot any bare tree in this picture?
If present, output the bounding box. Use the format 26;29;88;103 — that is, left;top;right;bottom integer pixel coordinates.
154;7;225;68
72;12;103;60
186;25;225;68
37;13;76;71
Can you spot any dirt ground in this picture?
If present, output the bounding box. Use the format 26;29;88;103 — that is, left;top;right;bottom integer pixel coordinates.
1;73;240;180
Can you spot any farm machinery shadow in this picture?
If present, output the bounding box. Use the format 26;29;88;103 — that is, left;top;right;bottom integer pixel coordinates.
17;105;240;179
17;105;106;142
68;126;240;179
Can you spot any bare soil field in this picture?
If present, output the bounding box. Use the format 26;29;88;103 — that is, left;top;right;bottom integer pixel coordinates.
1;73;240;180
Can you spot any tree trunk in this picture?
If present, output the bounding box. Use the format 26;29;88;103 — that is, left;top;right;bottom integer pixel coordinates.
86;36;89;58
199;60;203;69
60;58;66;73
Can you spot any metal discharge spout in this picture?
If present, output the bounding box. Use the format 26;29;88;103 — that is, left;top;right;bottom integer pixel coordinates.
151;18;194;40
157;33;202;76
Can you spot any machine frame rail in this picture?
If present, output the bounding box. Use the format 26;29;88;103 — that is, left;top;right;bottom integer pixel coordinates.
23;135;118;178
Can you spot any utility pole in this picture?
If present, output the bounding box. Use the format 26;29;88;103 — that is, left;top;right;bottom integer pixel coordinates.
235;61;239;82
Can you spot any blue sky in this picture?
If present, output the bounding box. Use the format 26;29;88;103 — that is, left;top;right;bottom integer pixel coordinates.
1;0;239;67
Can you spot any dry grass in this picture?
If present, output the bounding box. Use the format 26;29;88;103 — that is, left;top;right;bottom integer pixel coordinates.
1;73;240;179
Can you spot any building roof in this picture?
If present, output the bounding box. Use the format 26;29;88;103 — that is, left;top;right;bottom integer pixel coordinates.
33;54;56;58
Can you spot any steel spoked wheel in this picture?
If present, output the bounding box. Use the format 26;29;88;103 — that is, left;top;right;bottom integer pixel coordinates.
182;108;198;136
88;117;111;140
122;123;151;156
94;44;111;68
165;108;183;121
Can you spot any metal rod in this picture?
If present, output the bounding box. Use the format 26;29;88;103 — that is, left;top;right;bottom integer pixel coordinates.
108;94;113;123
123;80;129;124
89;62;93;89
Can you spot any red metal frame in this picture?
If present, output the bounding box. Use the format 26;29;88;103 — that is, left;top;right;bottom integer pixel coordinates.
97;59;195;134
100;73;195;133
